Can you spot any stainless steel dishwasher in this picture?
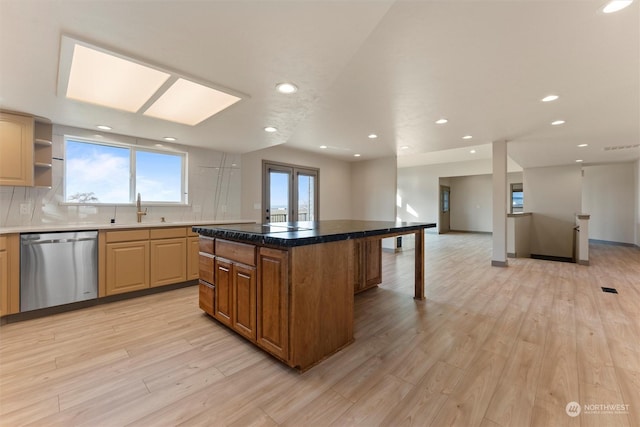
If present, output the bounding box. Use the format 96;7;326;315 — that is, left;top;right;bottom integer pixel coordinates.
20;231;98;311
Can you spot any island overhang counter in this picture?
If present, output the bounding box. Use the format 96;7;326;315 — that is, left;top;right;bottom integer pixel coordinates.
193;220;436;371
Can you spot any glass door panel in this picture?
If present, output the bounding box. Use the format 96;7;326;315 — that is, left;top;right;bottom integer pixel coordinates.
268;170;291;223
297;173;315;221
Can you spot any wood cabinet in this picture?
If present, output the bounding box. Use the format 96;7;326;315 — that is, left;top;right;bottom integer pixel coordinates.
198;280;214;316
353;238;382;293
214;258;233;326
187;235;200;280
0;235;19;317
0;111;52;188
105;236;150;295
150;228;187;287
102;227;197;297
257;247;289;360
0;112;34;186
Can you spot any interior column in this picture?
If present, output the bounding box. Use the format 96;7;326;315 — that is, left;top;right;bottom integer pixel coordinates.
492;140;508;267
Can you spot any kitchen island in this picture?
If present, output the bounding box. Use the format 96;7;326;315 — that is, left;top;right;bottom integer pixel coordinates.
193;220;436;371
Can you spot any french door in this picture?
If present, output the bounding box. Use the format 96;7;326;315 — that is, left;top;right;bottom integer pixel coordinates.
263;161;319;224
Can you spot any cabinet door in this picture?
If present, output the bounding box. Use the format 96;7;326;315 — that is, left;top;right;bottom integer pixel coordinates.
257;247;289;360
0;249;8;317
353;240;366;293
364;239;382;287
214;258;233;326
150;238;186;287
105;241;149;295
0;112;34;186
187;236;200;280
233;264;256;340
199;280;215;316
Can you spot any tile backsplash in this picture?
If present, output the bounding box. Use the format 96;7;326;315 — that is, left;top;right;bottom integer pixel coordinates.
0;125;242;228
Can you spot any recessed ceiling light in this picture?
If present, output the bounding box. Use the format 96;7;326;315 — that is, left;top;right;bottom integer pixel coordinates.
320;145;328;149
264;126;278;133
602;0;634;13
541;95;559;102
400;145;410;150
368;133;378;139
435;118;448;124
576;159;584;163
232;163;237;167
155;143;164;147
275;82;298;94
143;78;241;126
577;143;588;147
354;153;361;157
65;43;170;113
462;135;473;140
470;149;477;154
163;137;177;142
96;125;112;130
551;120;566;126
93;134;104;138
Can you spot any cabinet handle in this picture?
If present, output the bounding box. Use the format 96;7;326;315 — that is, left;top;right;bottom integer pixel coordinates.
238;273;250;279
219;266;229;272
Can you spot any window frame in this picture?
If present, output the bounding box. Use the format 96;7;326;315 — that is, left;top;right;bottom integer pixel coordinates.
63;135;188;206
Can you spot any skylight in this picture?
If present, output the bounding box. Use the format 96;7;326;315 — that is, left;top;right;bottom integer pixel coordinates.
66;44;170;113
59;36;243;126
143;78;241;126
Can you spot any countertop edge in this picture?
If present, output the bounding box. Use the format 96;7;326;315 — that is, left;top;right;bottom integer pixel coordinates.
193;222;436;248
0;220;255;235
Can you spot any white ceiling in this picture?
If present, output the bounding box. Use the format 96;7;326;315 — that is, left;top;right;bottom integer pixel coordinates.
1;0;638;169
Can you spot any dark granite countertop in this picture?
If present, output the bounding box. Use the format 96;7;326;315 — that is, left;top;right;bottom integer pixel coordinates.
193;220;436;247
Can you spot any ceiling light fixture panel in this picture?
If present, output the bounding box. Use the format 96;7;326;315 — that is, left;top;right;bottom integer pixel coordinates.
66;43;170;113
143;78;241;126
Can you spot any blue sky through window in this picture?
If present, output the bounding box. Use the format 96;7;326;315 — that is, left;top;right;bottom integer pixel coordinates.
65;138;185;204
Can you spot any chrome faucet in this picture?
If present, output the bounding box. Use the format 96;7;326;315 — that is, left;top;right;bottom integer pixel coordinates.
136;193;147;223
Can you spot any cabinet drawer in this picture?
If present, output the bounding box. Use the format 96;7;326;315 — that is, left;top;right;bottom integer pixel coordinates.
199;237;214;255
199;280;214;316
106;229;150;243
150;227;186;239
215;239;256;266
187;228;200;237
199;253;215;283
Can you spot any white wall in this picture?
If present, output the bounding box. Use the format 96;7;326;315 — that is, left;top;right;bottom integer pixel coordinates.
240;145;352;222
450;174;493;232
351;156;397;221
524;165;582;258
0;125;241;227
636;159;640;246
397;158;496;232
582;163;635;244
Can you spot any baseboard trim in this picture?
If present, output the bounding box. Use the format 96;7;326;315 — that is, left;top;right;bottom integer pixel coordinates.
589;239;636;247
491;260;508;267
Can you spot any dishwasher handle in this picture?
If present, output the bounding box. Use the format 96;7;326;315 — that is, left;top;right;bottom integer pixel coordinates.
21;237;97;245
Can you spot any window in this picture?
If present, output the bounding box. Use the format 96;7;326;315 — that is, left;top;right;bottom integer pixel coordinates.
65;137;186;204
511;183;524;213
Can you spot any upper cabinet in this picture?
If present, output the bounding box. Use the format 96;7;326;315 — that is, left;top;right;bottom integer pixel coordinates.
0;111;52;188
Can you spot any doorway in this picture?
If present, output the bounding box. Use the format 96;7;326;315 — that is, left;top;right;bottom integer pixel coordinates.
439;185;450;234
262;161;319;224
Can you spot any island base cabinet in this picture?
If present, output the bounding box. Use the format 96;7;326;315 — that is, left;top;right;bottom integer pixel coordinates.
289;239;355;371
214;259;233;327
232;264;256;340
257;247;289;361
199;280;214;316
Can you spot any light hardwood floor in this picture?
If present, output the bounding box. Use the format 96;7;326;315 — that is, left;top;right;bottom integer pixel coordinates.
1;233;638;426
